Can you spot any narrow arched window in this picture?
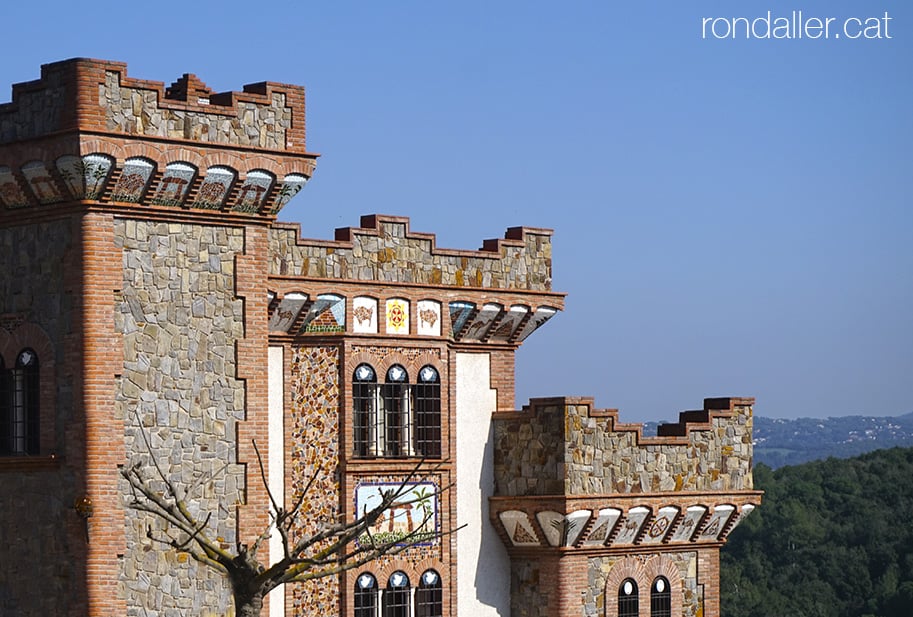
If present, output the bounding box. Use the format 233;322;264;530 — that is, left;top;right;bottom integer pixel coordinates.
384;571;411;617
415;569;442;617
354;572;378;617
651;577;671;617
1;349;39;456
618;578;638;617
382;365;410;457
353;364;377;457
413;366;441;458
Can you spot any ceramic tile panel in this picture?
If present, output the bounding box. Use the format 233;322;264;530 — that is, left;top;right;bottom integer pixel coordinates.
21;161;62;204
416;300;441;337
641;506;679;544
352;296;378;334
461;303;502;341
582;507;622;546
499;510;540;547
514;306;558;342
670;505;707;543
81;154;115;200
269;292;308;332
150;162;196;207
0;166;29;208
111;157;154;203
232;169;273;213
612;506;650;545
302;293;345;334
272;173;308;213
488;305;529;342
192;166;235;210
448;301;475;338
699;505;735;541
385;298;409;335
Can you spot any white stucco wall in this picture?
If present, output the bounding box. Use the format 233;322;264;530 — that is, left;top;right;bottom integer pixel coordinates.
456;352;511;616
268;346;285;617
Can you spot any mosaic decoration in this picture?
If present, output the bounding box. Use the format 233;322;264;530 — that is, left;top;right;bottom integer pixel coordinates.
350;346;441;365
21;161;62;204
461;303;502;341
641;506;679;544
352;296;378;334
613;506;650;545
355;481;438;546
111;157;154;202
271;173;308;214
385;298;410;335
448;301;475;338
81;154;115;199
699;505;735;541
498;510;539;547
301;293;345;333
727;504;755;534
232;169;274;213
416;300;441;337
488;305;529;342
583;507;622;546
670;505;707;543
55;155;86;200
565;510;591;546
192;166;235;209
150;162;196;206
514;306;558;342
535;510;590;547
269;292;308;332
289;346;340;616
0;166;29;208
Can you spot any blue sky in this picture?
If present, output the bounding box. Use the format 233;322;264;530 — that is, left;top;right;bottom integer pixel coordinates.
2;1;910;422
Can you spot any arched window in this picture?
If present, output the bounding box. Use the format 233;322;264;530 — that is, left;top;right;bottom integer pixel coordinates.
384;571;411;617
415;569;442;617
354;572;378;617
353;364;378;457
0;349;40;456
618;578;638;617
651;576;671;617
382;365;410;457
413;366;441;458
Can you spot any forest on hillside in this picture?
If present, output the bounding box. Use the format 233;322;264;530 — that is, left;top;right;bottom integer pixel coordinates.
721;447;913;617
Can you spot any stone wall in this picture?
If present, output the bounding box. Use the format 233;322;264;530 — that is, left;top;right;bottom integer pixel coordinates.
0;67;66;143
269;216;553;291
493;397;754;497
0;219;80;614
585;552;699;617
115;219;246;616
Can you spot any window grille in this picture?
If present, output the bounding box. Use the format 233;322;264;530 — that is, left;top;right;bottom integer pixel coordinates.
650;577;671;617
354;572;378;617
618;578;639;617
0;349;39;456
353;364;377;457
383;571;411;617
413;366;441;457
415;569;442;617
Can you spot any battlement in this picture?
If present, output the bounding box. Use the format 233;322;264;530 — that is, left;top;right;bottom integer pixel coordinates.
0;59;316;218
492;396;755;497
270;214;556;291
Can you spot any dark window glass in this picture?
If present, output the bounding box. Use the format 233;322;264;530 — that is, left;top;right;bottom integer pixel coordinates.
618;578;638;617
413;366;441;458
1;349;39;456
384;571;411;617
415;569;442;617
650;577;671;617
354;572;378;617
353;364;377;457
382;366;410;457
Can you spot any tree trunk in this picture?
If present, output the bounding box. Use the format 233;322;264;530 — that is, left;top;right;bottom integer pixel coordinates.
234;590;265;617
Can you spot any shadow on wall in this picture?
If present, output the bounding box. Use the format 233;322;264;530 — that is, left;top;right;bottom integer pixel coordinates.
473;422;510;614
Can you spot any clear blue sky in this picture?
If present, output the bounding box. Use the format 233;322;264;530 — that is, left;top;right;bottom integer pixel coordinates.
3;1;910;422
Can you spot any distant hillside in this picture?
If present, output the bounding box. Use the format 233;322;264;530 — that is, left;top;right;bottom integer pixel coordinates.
645;412;913;468
721;447;913;617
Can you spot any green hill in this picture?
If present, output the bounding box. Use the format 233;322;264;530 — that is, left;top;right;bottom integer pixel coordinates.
722;447;913;617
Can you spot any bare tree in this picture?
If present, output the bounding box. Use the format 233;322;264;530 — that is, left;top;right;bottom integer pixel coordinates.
121;431;452;617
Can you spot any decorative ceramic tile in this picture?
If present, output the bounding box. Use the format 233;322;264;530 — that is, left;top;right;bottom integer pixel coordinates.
582;507;622;546
641;506;679;544
192;166;235;209
150;162;195;206
232;170;273;213
21;161;62;204
352;296;378;334
564;510;592;546
302;293;345;333
498;510;540;547
514;306;558;342
699;505;735;541
613;506;650;545
55;155;85;200
112;158;154;203
670;505;707;543
416;300;441;337
461;303;502;341
488;305;529;341
355;481;438;546
536;511;564;547
385;298;409;335
271;173;308;213
725;504;755;536
81;154;114;200
448;301;475;338
269;292;308;332
0;166;29;208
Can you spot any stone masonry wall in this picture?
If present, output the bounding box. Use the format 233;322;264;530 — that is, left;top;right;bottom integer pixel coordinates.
494;398;753;497
585;552;699;617
0;67;66;143
115;219;246;616
0;219;80;614
269;216;553;291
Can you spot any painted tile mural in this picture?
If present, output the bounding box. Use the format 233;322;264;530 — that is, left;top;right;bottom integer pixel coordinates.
21;161;62;204
582;507;622;546
151;162;195;206
613;506;650;545
111;157;154;202
301;293;345;334
271;173;308;214
499;510;539;546
448;301;475;338
385;298;409;335
269;292;307;333
488;305;529;342
670;505;707;543
232;170;273;213
699;505;735;541
290;345;341;616
352;296;378;334
354;481;438;546
641;506;679;544
81;154;115;199
461;303;502;341
0;166;29;208
192;166;235;209
416;300;441;337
